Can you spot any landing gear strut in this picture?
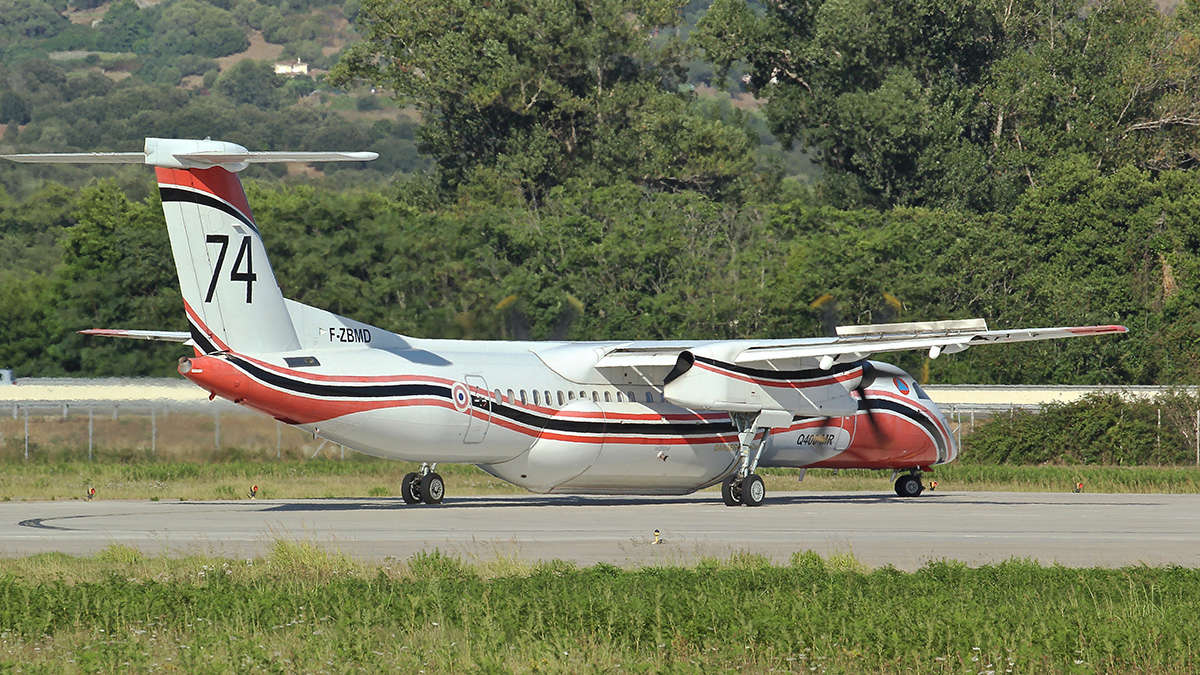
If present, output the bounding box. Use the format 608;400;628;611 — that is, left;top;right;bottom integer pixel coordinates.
402;463;445;505
721;411;791;507
893;470;924;498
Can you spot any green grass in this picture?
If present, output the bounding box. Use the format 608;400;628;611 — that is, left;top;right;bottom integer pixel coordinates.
0;456;1198;501
765;463;1200;494
0;545;1198;671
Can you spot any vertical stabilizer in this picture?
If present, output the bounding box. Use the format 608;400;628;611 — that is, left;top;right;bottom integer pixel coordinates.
155;158;299;354
1;136;377;355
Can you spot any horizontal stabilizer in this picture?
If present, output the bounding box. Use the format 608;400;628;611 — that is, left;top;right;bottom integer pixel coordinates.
0;152;144;164
2;138;378;172
79;329;191;343
173;151;378;167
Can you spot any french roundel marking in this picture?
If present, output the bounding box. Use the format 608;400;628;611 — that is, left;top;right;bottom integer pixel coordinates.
893;376;911;395
451;382;470;411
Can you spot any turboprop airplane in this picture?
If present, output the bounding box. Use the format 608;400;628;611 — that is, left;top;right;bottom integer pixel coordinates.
3;138;1127;506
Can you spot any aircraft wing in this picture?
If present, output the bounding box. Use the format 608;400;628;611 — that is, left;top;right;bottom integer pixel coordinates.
594;319;1127;371
79;329;192;343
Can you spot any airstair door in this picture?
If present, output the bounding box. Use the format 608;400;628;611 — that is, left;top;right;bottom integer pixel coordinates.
463;375;490;444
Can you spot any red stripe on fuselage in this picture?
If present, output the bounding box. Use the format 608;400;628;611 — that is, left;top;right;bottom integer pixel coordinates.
155;166;255;224
187;355;741;445
183;299;231;352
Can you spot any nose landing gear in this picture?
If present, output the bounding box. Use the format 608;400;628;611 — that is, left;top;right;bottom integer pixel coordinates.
401;463;445;505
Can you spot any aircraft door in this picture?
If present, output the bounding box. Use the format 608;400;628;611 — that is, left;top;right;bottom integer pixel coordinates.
462;375;490;444
836;412;856;450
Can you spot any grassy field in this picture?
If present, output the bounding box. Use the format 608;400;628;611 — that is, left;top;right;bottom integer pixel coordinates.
1;456;1200;501
0;543;1197;672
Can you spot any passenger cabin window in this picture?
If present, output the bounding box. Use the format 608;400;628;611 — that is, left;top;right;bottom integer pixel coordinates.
592;391;599;402
579;390;587;400
645;392;653;403
494;389;502;402
568;391;576;401
507;389;515;404
532;390;540;406
628;391;636;401
546;390;553;407
616;392;624;402
519;390;527;404
557;391;565;406
604;391;612;402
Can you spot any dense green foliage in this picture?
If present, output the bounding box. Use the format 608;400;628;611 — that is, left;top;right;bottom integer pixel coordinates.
333;0;767;201
1;549;1199;671
697;0;1200;211
5;155;1197;382
2;0;1200;386
967;391;1200;465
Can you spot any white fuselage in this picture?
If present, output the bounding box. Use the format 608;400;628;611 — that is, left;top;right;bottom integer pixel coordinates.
183;327;958;496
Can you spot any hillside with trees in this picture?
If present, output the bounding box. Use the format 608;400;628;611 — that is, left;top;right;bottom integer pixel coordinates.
1;0;1199;385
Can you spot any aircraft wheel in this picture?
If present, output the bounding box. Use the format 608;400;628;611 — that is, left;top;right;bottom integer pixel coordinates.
420;472;445;505
721;478;742;506
894;474;923;498
741;474;765;507
400;472;421;504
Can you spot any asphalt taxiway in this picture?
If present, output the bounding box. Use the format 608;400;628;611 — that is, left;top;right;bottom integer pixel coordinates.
1;491;1197;569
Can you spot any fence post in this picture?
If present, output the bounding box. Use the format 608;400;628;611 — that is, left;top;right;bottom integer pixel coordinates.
1157;408;1162;456
954;408;961;449
23;407;29;461
88;407;93;462
1195;409;1199;467
150;407;157;455
275;420;281;460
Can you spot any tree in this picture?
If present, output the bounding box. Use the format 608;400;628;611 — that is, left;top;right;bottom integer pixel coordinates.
153;0;249;58
215;60;284;108
0;91;30;125
695;0;1001;209
697;0;1200;210
332;0;764;201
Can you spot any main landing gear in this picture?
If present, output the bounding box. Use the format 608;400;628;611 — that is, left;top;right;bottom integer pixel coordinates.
721;411;790;507
401;463;445;505
893;470;924;498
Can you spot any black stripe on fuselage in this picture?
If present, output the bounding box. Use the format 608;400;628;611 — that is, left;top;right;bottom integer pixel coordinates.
859;397;946;459
694;355;863;382
488;401;737;437
188;320;219;355
228;356;447;399
223;356;736;437
159;186;260;235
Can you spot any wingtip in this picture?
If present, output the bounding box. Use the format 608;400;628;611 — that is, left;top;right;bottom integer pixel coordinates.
1067;325;1128;335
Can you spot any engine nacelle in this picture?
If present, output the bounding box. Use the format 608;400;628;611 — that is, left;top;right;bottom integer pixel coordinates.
662;349;862;416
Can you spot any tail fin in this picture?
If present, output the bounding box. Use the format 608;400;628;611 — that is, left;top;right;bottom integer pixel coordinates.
2;137;377;355
156;160;298;353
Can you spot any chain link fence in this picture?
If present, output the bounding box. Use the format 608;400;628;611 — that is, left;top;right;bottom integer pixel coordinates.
0;402;349;462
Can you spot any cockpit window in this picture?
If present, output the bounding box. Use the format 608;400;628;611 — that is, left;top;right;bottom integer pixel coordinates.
912;382;931;400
